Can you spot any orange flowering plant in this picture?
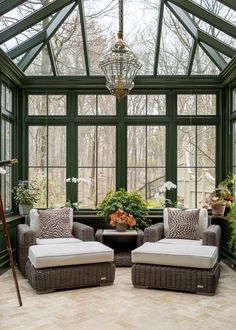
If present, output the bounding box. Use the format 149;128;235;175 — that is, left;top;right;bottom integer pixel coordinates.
109;209;136;228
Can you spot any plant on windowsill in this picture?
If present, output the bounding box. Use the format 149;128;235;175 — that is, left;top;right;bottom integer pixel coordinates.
226;202;236;257
12;181;39;215
154;181;178;208
97;188;150;230
204;186;231;216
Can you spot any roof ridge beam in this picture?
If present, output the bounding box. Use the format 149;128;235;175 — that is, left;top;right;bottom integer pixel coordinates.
166;0;236;39
0;0;76;45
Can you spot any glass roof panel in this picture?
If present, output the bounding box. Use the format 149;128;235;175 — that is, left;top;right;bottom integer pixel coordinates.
51;6;86;75
196;19;236;49
191;44;220;75
0;0;55;30
24;45;53;75
158;5;193;75
84;0;117;75
124;0;159;75
192;0;236;26
12;54;26;65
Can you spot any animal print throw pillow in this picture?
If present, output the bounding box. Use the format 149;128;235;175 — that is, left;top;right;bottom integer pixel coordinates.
166;209;200;240
39;208;73;239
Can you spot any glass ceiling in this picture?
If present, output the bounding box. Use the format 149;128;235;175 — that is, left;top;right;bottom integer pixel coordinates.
0;0;235;76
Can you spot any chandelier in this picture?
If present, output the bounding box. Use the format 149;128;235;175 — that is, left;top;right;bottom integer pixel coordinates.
99;0;141;101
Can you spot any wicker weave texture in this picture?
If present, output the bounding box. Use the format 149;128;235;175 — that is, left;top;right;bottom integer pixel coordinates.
132;263;220;295
26;261;115;293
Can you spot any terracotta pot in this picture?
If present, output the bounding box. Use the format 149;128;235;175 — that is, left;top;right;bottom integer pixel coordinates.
211;203;226;216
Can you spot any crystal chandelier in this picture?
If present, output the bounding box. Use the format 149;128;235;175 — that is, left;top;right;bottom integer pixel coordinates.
99;0;141;101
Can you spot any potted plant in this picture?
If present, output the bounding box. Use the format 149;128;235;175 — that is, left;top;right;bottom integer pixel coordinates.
226;203;236;257
12;181;39;215
109;208;136;231
97;188;150;229
205;181;232;216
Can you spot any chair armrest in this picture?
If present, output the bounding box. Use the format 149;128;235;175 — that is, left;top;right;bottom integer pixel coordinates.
202;225;221;252
144;223;164;242
137;229;144;247
17;224;37;277
73;222;94;241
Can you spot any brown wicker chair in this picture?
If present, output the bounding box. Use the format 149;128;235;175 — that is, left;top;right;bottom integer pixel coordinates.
131;208;221;295
17;214;94;277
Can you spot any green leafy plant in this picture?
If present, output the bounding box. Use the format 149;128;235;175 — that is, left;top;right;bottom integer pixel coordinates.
227;203;236;257
12;181;39;205
97;188;150;229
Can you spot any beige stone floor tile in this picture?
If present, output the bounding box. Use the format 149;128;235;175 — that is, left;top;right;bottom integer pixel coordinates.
0;262;236;330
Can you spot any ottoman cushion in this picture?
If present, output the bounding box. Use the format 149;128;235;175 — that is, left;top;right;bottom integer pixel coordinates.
36;237;82;245
158;238;202;246
29;241;114;269
132;242;218;269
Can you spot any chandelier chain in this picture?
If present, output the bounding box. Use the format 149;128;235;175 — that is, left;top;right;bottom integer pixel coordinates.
119;0;123;35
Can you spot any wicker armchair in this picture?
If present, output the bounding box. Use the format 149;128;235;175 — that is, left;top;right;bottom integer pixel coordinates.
17;214;94;277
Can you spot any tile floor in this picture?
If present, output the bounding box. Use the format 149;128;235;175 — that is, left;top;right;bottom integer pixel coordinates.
0;263;236;330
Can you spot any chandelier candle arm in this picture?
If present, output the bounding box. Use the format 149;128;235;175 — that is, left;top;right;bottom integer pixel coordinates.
99;0;141;101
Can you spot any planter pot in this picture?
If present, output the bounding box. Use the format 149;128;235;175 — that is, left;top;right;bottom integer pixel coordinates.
211;204;226;216
116;223;127;232
18;204;33;216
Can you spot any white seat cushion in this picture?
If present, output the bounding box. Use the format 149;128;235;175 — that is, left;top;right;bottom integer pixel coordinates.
163;208;208;238
36;238;82;245
132;242;218;269
28;241;114;269
158;238;202;246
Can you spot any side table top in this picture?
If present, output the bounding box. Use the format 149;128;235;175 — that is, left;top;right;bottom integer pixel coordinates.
102;229;138;236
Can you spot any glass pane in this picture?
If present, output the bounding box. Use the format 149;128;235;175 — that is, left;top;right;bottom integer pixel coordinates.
5;121;12;160
192;45;220;75
97;168;115;203
48;168;66;208
97;95;116;115
28;95;47;115
177;95;196;115
127;126;146;166
78;95;96;115
29;168;47;208
1;120;5;158
128;95;146;115
127;168;146;195
5;169;12;212
177;126;196;166
197;95;216;115
6;87;13;112
97;126;116;166
158;6;192;74
147;95;166;115
24;46;52;76
147;126;165;167
51;7;86;75
197;126;216;167
78;126;96;167
28;126;47;167
233;90;236;112
48;126;66;166
177;168;195;208
197;168;215;208
78;168;96;208
147;168;165;208
48;95;66;115
1;84;5;108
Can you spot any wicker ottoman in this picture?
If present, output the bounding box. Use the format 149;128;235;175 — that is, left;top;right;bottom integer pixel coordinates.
131;243;220;295
26;241;115;293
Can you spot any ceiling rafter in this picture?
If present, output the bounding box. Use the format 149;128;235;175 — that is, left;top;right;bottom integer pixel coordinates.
167;0;236;39
0;0;27;17
187;40;197;75
18;3;77;71
154;0;164;76
0;0;76;45
166;2;227;71
47;41;58;76
77;0;90;76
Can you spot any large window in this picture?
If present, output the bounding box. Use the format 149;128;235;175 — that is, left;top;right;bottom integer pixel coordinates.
177;126;216;208
78;125;116;208
26;91;219;210
1;82;14;211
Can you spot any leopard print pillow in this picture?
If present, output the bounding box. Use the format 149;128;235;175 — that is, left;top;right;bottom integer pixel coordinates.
166;209;200;240
39;208;73;239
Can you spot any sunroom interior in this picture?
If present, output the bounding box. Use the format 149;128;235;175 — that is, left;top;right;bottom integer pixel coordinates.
0;0;236;328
